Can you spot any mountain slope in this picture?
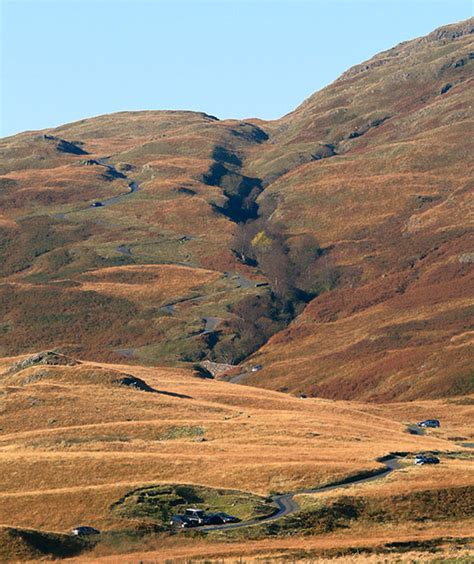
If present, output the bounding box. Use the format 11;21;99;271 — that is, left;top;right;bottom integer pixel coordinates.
237;18;474;400
0;18;473;401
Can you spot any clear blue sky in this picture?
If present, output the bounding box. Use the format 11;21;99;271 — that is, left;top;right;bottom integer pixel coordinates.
1;0;472;137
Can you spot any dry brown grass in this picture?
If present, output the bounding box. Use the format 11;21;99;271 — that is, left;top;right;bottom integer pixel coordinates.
1;22;472;396
65;520;474;562
0;20;473;561
0;357;471;536
78;264;219;305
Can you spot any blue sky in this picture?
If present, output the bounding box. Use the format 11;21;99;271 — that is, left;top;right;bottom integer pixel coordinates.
1;0;472;137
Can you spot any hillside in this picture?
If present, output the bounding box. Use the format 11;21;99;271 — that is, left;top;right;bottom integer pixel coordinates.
0;18;473;401
0;353;472;561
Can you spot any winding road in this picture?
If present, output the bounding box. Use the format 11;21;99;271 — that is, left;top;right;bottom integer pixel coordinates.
54;161;140;220
200;456;401;532
99;180;139;207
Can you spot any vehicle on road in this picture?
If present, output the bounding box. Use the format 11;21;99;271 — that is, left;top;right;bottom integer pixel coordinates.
169;515;195;528
205;512;241;525
415;454;440;465
91;201;104;207
170;508;207;528
184;508;206;524
170;456;400;531
417;419;440;428
71;526;100;536
170;508;239;528
251;364;263;373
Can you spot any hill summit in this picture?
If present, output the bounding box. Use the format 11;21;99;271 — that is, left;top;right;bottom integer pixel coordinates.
0;18;473;401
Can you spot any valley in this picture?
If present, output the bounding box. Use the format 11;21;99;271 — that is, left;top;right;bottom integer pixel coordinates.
0;16;473;562
1;19;472;402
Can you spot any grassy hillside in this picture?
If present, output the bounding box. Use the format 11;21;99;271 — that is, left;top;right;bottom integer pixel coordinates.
0;354;472;561
233;17;474;400
0;19;472;396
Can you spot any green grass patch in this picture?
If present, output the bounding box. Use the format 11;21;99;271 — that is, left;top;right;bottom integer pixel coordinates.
155;425;206;441
111;484;275;527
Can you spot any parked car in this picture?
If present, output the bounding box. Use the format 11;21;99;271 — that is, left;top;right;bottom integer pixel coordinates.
184;508;206;524
417;419;440;428
251;364;263;373
414;454;440;465
169;515;194;528
170;508;207;527
205;512;240;525
91;201;104;207
71;526;100;536
170;508;239;528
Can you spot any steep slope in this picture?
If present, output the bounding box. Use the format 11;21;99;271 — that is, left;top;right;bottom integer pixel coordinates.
236;18;474;400
0;18;472;400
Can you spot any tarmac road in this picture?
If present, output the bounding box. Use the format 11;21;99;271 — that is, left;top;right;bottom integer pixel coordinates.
199;456;402;532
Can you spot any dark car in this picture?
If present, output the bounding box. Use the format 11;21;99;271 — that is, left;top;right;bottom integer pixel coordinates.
206;512;240;525
417;419;440;428
170;508;207;528
91;201;104;207
71;526;100;536
414;454;440;465
171;508;240;528
169;515;195;528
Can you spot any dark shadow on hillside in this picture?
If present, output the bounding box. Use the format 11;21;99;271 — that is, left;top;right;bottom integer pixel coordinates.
115;375;192;399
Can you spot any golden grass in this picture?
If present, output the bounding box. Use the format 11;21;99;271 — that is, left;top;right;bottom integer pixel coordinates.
65;520;474;562
79;264;220;305
0;357;470;535
0;21;473;561
0;213;17;228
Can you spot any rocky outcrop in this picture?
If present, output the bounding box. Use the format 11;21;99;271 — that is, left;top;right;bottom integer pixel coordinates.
7;351;80;374
197;360;235;378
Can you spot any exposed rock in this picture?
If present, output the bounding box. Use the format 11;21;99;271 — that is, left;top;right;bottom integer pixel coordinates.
8;351;80;375
101;166;127;181
312;144;337;160
116;162;134;172
370;116;391;127
175;187;197;196
414;194;437;205
453;58;466;68
346;116;390;140
197;360;234;378
458;252;474;264
112;375;192;399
